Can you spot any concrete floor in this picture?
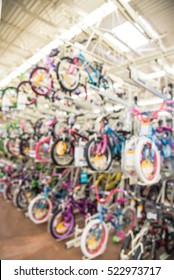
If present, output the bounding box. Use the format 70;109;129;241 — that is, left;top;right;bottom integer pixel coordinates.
0;197;120;260
0;196;174;260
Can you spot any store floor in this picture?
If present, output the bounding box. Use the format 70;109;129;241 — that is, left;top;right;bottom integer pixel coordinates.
0;197;120;260
1;197;174;260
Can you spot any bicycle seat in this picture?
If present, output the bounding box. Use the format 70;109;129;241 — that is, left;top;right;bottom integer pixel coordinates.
49;48;60;57
88;130;95;136
156;126;172;133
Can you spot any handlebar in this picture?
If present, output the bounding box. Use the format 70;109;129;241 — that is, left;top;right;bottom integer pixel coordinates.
130;100;174;122
91;185;125;204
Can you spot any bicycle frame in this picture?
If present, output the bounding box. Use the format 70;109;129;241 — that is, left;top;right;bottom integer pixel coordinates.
97;125;125;156
76;52;99;85
120;220;150;260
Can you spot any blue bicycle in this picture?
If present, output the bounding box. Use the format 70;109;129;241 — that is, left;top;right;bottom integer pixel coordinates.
57;51;113;92
85;117;128;171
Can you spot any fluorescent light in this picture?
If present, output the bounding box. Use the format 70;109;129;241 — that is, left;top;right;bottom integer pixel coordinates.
104;33;129;52
0;1;117;88
146;70;165;79
105;106;113;112
113;82;123;88
112;21;148;49
114;105;124;110
94;109;101;113
81;1;116;27
139;16;159;39
138;98;163;106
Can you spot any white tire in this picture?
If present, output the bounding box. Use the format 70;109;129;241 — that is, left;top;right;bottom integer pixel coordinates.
28;194;52;224
80;219;108;259
135;137;161;185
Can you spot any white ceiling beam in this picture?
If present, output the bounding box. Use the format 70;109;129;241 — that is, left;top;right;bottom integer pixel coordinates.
122;45;174;67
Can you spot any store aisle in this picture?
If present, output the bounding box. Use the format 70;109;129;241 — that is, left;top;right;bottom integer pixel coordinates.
0;198;120;260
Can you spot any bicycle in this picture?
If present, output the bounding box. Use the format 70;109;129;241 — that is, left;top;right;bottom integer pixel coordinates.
57;50;113;92
85;116;129;171
120;201;174;260
49;174;97;239
28;169;69;224
51;114;89;166
80;186;135;259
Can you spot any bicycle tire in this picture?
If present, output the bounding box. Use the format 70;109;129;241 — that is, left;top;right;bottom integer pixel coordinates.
99;76;113;92
133;240;155;260
165;228;174;254
51;138;74;166
122;206;136;234
16;188;37;212
85;138;112;171
120;232;132;259
56;57;80;92
30;67;53;96
49;209;75;239
17;80;37;106
165;180;174;203
80;219;108;259
135;137;160;185
19;137;30;157
28;195;52;224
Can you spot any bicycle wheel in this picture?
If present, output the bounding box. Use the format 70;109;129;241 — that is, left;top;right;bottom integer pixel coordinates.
30;67;53;96
80;219;108;258
16;188;37;212
121;206;136;234
165;228;174;254
3;183;14;201
49;209;75;239
2;87;18;110
51;138;74;166
56;57;80;92
99;76;113;92
165;180;174;202
133;240;156;260
28;195;52;224
35;138;51;163
119;232;132;260
17;81;37;106
19;138;30;157
0;182;5;196
135;137;160;185
85;138;112;171
6;138;17;156
147;184;160;201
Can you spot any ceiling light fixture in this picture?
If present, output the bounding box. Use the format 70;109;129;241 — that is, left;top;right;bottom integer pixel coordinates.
112;21;148;49
138;16;159;39
138;98;163;107
145;70;165;79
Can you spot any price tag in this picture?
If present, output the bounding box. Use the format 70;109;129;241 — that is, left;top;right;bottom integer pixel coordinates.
147;211;157;220
140;121;150;136
75;145;87;167
125;150;135;170
29;150;36;158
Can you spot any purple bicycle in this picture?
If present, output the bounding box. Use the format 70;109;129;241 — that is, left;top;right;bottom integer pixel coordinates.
49;181;97;239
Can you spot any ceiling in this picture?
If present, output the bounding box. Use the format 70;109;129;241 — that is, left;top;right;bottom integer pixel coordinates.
0;0;174;102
